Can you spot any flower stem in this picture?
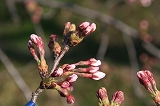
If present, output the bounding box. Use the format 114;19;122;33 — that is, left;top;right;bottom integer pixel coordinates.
49;45;70;77
31;87;44;103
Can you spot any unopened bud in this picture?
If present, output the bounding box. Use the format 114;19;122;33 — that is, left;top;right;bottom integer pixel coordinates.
111;91;124;106
92;71;106;80
65;64;76;71
96;87;110;106
66;74;78;83
66;95;75;105
89;58;101;66
51;68;63;77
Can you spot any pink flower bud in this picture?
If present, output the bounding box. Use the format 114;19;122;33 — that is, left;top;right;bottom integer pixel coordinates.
96;87;110;106
88;66;99;73
90;23;96;32
30;34;44;57
51;68;63;77
28;40;39;61
59;81;70;88
65;64;76;71
78;22;90;30
137;70;155;94
66;95;75;105
89;58;101;66
66;74;78;83
111;91;124;105
145;70;157;91
92;71;106;80
77;22;96;37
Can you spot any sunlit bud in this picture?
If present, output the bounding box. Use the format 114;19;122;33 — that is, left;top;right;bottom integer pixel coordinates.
65;64;76;71
88;66;99;73
92;71;106;80
77;22;96;37
30;34;44;57
48;34;61;56
66;74;78;83
90;23;96;32
69;24;76;32
58;81;70;88
111;91;124;106
137;71;155;94
66;95;75;105
96;87;110;106
89;58;101;66
78;22;90;30
145;70;157;91
64;22;73;36
28;40;39;62
51;68;63;77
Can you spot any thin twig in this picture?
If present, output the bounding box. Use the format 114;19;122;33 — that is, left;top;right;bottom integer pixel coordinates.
31;87;44;103
96;25;109;61
5;0;21;24
123;34;151;106
49;45;69;76
0;48;31;101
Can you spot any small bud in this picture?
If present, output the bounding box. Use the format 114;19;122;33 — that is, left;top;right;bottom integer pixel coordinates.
30;34;44;58
137;70;155;94
88;66;99;73
77;22;96;37
78;22;90;30
66;74;78;83
96;87;110;106
66;95;75;105
111;91;124;106
92;71;106;80
48;34;61;57
28;40;39;62
65;64;76;71
89;58;101;66
59;81;71;88
51;68;63;77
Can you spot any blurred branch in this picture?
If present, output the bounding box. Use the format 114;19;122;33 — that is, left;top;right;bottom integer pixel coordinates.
96;24;109;61
142;42;160;59
14;0;160;60
123;34;151;106
0;48;31;101
5;0;21;24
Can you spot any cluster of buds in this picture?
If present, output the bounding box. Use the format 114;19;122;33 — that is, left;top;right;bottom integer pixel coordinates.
28;34;48;79
137;70;160;105
96;87;124;106
27;22;106;105
25;0;43;23
63;21;96;47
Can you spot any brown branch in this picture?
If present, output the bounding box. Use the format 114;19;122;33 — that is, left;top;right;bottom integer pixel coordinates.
0;48;31;101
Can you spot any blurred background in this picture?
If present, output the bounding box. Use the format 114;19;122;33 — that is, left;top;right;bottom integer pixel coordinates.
0;0;160;106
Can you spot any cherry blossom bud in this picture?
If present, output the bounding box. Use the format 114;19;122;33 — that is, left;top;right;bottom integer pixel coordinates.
48;34;61;57
111;91;124;106
28;40;39;62
78;22;90;30
96;87;110;106
89;58;101;66
77;22;96;37
137;70;155;94
59;81;71;88
66;95;75;105
65;64;76;71
51;68;63;77
30;34;44;57
88;66;99;73
145;70;157;91
92;71;106;80
66;74;78;83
